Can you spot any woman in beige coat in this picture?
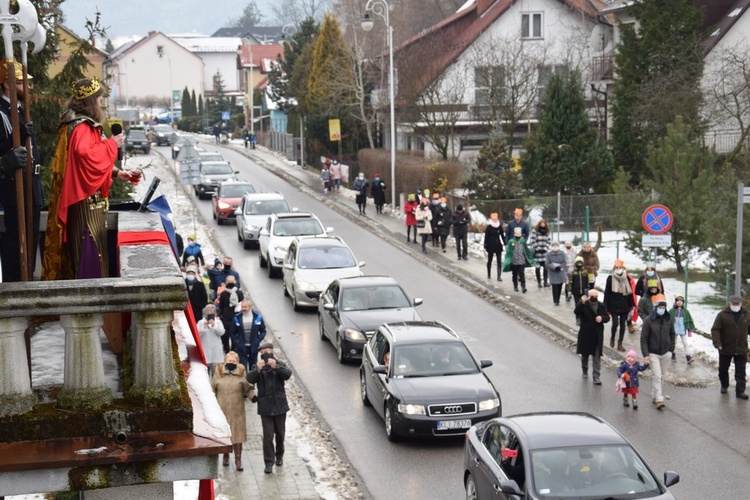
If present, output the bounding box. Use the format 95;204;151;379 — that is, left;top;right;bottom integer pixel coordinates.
414;198;433;254
211;351;255;471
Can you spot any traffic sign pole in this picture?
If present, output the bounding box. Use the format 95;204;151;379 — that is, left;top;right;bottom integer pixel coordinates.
735;183;750;297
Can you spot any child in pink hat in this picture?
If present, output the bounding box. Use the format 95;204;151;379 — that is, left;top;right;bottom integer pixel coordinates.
616;349;650;409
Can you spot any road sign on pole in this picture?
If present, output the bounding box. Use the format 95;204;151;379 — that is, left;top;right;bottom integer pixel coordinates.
642;234;672;247
642;204;673;235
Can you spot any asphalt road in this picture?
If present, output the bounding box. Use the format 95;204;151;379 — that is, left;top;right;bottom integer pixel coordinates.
159;142;750;500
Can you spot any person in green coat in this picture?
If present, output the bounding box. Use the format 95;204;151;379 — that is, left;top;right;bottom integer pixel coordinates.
669;294;695;365
502;226;535;293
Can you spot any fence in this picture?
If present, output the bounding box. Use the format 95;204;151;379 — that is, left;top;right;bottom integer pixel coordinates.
266;131;300;164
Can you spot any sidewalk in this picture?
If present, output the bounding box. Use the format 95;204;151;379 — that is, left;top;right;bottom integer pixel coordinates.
226;140;717;389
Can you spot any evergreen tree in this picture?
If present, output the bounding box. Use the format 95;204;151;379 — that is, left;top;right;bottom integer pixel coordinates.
268;17;318;112
181;87;191;117
521;71;614;195
232;1;263;30
464;130;522;200
307;12;355;115
610;0;704;186
210;70;229;123
104;38;114;53
198;95;204;118
190;89;197;117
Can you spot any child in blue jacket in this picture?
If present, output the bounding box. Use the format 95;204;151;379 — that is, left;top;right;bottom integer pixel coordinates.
617;349;649;410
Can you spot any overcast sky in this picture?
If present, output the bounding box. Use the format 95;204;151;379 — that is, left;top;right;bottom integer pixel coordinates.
61;0;276;39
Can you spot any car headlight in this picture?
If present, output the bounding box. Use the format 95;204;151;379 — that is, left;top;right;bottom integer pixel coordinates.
295;279;316;291
343;328;365;341
173;146;179;151
218;201;231;209
478;398;500;411
397;403;426;415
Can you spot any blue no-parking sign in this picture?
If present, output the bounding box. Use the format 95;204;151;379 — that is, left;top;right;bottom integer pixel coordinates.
642;204;673;235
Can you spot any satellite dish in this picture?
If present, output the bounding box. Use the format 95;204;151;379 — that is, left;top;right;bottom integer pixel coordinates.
588;25;609;53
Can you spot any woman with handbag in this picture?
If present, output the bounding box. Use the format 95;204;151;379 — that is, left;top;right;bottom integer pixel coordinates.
414;198;433;254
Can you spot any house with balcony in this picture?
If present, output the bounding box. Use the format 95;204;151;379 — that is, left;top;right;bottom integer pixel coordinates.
390;0;613;162
0;211;231;497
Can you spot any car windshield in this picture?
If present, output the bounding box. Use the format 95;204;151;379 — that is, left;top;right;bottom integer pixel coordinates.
340;285;411;311
127;130;147;140
273;219;324;237
219;184;255;197
245;199;290;215
200;153;223;162
530;445;660;499
202;164;233;175
392;342;478;377
297;246;356;269
155;126;172;134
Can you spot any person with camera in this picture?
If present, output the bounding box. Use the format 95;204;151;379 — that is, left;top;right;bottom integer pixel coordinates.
198;304;225;376
230;299;267;370
246;342;292;474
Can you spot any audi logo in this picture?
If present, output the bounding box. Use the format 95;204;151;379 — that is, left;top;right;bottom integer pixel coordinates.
443;405;464;414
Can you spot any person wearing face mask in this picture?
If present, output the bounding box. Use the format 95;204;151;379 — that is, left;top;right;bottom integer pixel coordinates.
370;173;387;213
181;234;205;268
185;267;207;322
604;259;635;352
414;198;433;253
575;289;610;384
429;192;441;246
576;242;600;290
198;304;224;376
669;294;694;365
451;204;471;260
211;351;254;471
528;219;551;287
247;343;293;474
631;266;664;333
710;295;750;399
218;275;244;353
640;295;674;409
404;193;419;243
484;213;504;281
569;257;589;324
562;242;577;301
503;226;535;293
219;256;241;289
435;197;452;252
545;241;567;305
231;299;267;370
352;171;369;215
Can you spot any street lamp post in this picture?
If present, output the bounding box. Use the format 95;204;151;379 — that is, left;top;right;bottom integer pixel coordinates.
362;0;396;211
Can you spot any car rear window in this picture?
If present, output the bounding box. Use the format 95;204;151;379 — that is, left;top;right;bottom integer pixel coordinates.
297;246;356;269
273;219;324;237
246;199;290;215
202;164;233;175
341;285;410;311
200;153;223;162
220;184;255;197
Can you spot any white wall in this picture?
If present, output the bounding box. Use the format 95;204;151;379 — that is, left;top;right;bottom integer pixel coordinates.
200;52;242;94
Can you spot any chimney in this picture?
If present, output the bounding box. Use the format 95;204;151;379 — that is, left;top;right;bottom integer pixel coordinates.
477;0;494;16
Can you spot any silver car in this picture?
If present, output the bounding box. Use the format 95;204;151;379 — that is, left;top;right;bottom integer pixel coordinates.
194;161;238;199
236;192;291;249
258;212;331;278
282;236;365;311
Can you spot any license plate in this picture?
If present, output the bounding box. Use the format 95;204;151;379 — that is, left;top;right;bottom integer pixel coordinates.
437;419;471;430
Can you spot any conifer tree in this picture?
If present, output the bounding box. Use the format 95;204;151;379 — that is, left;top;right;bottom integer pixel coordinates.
307;12;355;115
464;130;522;200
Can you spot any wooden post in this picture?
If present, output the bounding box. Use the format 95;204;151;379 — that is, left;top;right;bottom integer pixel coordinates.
7;60;29;281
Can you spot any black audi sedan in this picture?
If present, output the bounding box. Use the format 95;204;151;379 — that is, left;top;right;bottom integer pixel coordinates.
463;412;679;499
360;321;501;441
318;276;423;363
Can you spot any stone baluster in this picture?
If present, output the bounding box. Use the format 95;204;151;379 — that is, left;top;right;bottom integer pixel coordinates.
0;317;36;416
129;310;179;402
57;314;113;410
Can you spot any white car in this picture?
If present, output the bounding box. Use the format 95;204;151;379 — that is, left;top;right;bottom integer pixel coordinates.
258;212;331;278
235;192;291;249
282;236;365;311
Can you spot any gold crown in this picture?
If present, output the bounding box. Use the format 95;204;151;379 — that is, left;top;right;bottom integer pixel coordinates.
73;77;101;100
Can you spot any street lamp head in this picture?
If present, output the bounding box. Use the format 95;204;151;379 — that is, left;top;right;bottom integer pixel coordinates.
361;12;375;32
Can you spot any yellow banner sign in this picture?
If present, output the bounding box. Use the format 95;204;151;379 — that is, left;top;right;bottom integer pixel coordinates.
329;119;341;141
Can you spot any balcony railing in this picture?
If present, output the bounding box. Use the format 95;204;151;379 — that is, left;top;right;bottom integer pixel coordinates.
591;55;614;81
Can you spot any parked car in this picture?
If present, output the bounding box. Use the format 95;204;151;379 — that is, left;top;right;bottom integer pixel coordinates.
235;192;291;249
172;135;197;159
194;161;238;199
212;180;256;224
258;212;331;278
360;321;501;442
124;128;150;154
152;124;174;146
318;276;423;363
282;236;365;311
463;412;679;500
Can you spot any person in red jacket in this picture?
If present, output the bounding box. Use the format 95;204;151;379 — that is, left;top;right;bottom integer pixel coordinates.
404;193;419;244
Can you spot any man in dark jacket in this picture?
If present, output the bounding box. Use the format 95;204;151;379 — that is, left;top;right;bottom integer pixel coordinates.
504;207;529;243
711;295;750;399
185;268;207;321
218;275;243;353
640;295;674;410
220;256;241;289
246;342;292;474
231;299;267;370
451;204;470;260
575;289;610;384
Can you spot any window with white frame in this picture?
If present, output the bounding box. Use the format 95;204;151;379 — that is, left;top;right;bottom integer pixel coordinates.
474;65;506;106
521;12;543;39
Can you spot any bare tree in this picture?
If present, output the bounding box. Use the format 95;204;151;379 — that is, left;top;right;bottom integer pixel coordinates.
272;0;330;25
703;43;750;165
466;35;549;151
412;67;467;160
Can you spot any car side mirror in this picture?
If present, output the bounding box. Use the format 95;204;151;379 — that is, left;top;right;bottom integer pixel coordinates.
323;302;335;311
326;227;334;233
291;207;300;213
373;365;386;374
358;261;366;268
480;360;493;369
234;170;239;174
413;298;423;306
664;471;680;487
499;480;523;496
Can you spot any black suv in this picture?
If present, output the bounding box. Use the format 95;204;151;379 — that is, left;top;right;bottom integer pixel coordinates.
124;128;150;154
360;321;501;441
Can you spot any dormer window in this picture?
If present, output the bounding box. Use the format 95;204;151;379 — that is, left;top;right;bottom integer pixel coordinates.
522;12;543;39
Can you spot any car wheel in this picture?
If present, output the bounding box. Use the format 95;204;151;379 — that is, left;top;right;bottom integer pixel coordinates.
217;217;224;226
336;334;346;364
259;252;267;268
385;404;399;442
360;370;371;407
292;290;301;312
465;473;477;500
318;315;327;341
